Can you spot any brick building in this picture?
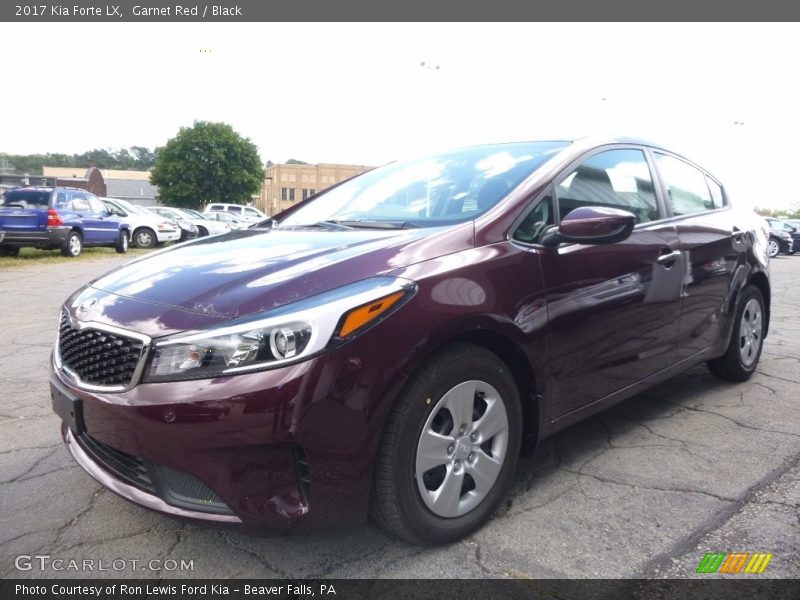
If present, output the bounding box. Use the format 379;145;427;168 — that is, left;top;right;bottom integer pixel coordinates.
260;162;374;216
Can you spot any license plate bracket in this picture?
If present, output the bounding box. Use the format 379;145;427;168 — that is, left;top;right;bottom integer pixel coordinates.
51;380;85;434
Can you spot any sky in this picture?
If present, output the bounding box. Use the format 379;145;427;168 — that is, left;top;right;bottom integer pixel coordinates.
2;22;799;210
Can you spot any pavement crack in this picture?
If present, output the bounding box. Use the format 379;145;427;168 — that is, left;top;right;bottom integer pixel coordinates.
564;468;739;505
659;398;800;439
0;446;60;484
217;530;292;578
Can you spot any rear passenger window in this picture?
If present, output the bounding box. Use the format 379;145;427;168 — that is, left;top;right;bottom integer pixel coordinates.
655;153;715;216
70;193;90;212
556;149;658;224
228;206;242;215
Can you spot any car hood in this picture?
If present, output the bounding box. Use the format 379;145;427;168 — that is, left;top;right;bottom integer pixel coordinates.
87;225;472;324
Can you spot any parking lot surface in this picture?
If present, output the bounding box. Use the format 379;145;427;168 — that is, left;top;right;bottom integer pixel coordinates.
1;255;798;579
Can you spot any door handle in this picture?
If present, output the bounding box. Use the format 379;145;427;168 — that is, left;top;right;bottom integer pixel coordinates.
657;249;682;267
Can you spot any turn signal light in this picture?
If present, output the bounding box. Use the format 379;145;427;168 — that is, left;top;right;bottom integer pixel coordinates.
337;291;406;338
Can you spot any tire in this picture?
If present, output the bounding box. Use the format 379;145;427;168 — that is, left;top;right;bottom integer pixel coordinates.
115;230;129;254
370;343;522;544
60;231;82;257
767;238;780;258
0;246;20;257
133;227;157;249
197;226;208;237
707;285;766;381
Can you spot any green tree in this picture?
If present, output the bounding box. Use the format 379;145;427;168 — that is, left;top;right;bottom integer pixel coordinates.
150;121;263;209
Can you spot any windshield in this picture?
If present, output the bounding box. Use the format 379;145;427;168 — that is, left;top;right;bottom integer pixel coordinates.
2;189;52;208
115;200;149;216
182;208;205;219
279;142;568;228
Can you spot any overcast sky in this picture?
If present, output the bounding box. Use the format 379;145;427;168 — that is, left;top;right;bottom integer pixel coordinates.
2;23;798;209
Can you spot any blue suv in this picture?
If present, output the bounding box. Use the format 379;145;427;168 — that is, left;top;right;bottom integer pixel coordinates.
0;187;131;257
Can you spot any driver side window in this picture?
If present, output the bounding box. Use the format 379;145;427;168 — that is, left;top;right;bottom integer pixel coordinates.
556;149;658;224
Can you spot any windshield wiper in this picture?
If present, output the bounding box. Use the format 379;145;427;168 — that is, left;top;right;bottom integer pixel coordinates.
333;220;419;229
278;220;355;230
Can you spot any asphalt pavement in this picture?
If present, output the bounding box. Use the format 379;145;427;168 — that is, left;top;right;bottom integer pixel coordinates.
0;254;798;579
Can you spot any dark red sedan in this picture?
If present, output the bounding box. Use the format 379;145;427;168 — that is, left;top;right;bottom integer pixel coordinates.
51;137;770;544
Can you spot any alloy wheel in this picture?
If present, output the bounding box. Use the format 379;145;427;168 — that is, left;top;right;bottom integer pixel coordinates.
739;298;763;367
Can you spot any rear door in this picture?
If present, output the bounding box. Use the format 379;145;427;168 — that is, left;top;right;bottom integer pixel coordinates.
652;152;742;360
87;194;120;243
68;192;102;243
532;146;686;418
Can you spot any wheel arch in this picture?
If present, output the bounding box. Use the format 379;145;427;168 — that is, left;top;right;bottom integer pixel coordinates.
446;329;542;453
748;270;771;337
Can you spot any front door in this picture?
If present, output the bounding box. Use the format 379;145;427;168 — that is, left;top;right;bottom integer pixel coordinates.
537;147;686;419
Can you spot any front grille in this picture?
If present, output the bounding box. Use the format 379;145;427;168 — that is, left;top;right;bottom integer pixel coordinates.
78;433;234;515
58;313;144;387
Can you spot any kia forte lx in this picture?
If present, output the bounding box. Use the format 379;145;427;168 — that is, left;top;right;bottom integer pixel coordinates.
51;137;770;543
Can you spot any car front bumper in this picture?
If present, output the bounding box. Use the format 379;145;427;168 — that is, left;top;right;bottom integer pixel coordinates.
50;340;397;530
155;229;181;243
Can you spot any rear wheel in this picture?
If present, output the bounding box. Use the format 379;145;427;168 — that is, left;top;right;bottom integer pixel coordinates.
115;230;129;254
371;343;522;544
197;226;208;237
707;285;765;381
767;238;780;258
61;231;82;257
133;227;157;249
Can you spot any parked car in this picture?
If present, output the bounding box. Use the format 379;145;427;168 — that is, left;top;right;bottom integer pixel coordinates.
766;217;800;254
143;207;198;242
51;137;770;544
0;187;130;257
190;209;250;230
147;206;230;237
765;218;794;257
102;198;181;249
204;202;268;222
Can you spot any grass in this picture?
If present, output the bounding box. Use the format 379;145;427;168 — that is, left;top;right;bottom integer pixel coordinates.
0;246;153;270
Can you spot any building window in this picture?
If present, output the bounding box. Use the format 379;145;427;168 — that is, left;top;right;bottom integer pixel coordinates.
289;188;295;201
309;189;316;196
302;189;309;200
281;187;289;201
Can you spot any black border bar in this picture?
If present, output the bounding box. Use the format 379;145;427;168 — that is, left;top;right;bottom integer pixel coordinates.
2;0;800;21
3;579;800;600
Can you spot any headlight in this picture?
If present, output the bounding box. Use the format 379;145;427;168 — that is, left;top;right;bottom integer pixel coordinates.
143;277;415;382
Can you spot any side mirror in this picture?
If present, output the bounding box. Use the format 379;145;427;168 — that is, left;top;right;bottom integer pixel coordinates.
541;206;636;247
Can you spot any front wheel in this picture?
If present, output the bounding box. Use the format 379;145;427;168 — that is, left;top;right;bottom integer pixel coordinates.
115;230;129;254
371;343;522;544
767;238;780;258
707;285;765;381
133;227;157;249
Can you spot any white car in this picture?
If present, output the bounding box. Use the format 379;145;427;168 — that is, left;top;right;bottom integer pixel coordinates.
101;198;181;248
204;202;268;222
190;209;250;230
147;206;231;237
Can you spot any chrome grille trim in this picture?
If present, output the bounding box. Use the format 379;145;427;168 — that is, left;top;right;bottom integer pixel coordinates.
55;309;152;392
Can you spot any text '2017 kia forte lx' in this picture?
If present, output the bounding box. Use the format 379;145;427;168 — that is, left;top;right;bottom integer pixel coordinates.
51;138;770;544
